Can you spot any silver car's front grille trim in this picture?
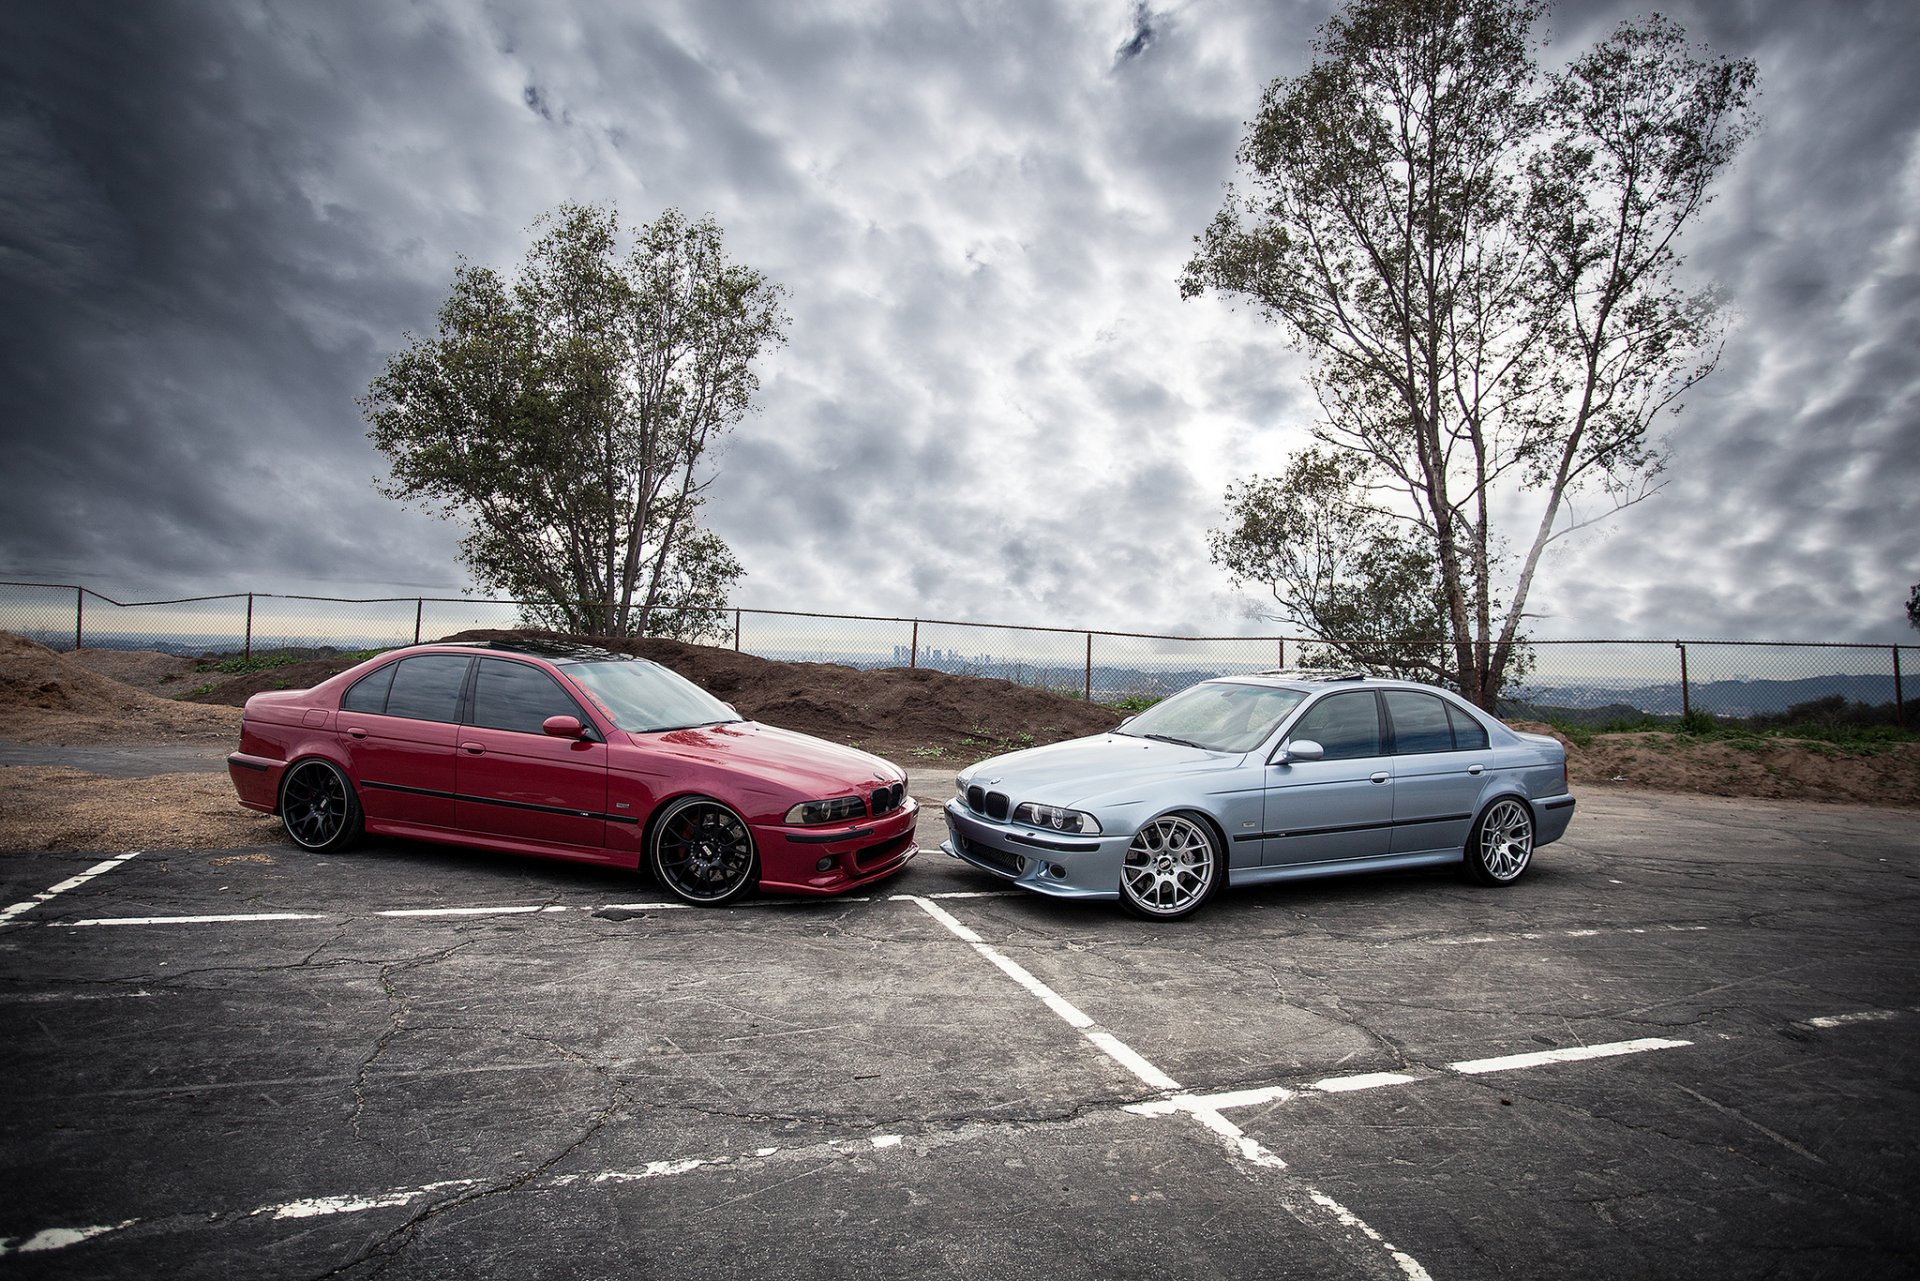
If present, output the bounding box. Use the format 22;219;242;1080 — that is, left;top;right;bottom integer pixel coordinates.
966;786;1010;821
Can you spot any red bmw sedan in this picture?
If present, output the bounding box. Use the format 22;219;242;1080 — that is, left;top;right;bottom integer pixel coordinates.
226;640;917;904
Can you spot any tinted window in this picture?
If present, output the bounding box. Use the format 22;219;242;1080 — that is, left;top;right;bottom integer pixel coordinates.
381;655;471;723
1446;701;1490;751
1288;691;1382;760
470;658;586;734
1385;691;1455;754
340;662;396;714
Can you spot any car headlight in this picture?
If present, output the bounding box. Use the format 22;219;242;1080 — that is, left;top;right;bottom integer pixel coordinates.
784;796;865;825
1012;802;1102;835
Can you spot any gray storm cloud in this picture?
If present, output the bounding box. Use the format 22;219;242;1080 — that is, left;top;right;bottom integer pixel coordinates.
0;0;1914;641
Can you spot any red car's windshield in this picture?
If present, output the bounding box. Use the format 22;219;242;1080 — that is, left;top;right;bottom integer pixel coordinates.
564;659;743;733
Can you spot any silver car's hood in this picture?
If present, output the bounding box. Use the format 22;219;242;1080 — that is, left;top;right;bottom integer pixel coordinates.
962;733;1245;809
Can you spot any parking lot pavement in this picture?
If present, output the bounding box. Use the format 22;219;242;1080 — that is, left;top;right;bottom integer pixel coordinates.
2;788;1916;1279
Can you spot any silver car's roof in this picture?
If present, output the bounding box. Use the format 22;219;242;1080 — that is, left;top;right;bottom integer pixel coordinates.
1207;671;1434;693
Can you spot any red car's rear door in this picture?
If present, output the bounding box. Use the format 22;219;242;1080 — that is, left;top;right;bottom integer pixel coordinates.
337;653;471;830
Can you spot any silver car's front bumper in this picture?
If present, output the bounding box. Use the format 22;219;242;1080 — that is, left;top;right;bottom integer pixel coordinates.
941;798;1129;901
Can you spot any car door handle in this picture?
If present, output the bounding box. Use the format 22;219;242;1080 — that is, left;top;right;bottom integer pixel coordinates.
1467;764;1484;775
1370;772;1390;784
462;742;486;755
346;727;367;740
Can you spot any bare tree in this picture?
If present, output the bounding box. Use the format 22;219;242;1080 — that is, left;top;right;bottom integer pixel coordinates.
1186;0;1757;706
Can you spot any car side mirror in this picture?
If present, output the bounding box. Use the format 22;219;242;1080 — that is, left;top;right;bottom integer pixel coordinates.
1275;738;1325;764
542;714;589;739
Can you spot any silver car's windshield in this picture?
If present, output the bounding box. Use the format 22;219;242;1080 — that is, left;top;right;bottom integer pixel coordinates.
564;660;743;733
1117;682;1307;753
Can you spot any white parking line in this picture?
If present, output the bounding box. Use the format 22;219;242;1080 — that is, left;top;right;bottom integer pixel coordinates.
0;1221;138;1255
0;1129;986;1257
376;906;570;918
1135;1040;1691;1120
1450;1038;1691;1075
0;852;142;929
1803;1010;1902;1029
72;913;326;927
1435;923;1711;945
899;893;1428;1281
0;1011;1858;1264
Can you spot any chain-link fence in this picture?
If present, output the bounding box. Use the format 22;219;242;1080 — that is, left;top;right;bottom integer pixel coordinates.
2;581;1913;724
1503;639;1914;727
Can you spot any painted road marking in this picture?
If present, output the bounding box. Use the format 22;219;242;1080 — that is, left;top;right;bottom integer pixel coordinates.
375;906;570;918
901;893;1428;1281
0;852;142;929
1;1012;1889;1261
1804;1010;1902;1029
1134;1040;1691;1120
1450;1038;1692;1075
72;913;326;927
1435;923;1711;945
0;1128;1039;1257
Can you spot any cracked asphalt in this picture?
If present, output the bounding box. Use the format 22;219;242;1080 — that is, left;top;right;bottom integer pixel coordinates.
1;782;1916;1279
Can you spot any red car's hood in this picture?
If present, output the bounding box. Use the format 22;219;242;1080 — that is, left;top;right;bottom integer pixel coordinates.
622;721;901;795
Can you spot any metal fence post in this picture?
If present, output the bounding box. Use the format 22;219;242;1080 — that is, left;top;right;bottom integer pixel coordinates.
1084;633;1093;702
244;592;254;660
733;608;741;652
910;620;919;670
414;598;423;645
1278;639;1285;669
1896;647;1906;729
1676;642;1690;720
75;587;83;651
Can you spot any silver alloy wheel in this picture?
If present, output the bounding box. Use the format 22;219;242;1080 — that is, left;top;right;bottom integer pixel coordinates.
1120;813;1218;919
650;797;757;905
281;760;356;851
1473;798;1534;883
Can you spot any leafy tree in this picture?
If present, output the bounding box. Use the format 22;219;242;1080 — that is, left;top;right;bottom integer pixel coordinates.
1183;0;1757;706
1908;582;1919;631
363;203;787;640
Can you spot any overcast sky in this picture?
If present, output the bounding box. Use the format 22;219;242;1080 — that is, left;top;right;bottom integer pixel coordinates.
2;0;1915;644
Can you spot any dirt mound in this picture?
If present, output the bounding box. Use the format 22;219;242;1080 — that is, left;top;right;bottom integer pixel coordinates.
1569;730;1920;807
65;647;199;694
0;633;240;744
176;658;367;705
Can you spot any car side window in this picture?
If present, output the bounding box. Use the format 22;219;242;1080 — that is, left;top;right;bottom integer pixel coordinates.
1446;701;1490;751
469;658;587;735
340;662;396;714
380;655;472;723
1384;691;1455;755
1288;691;1382;760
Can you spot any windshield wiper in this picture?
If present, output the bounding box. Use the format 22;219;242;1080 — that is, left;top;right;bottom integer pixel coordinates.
1143;733;1203;749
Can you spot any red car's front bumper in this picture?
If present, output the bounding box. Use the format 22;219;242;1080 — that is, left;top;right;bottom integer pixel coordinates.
754;797;921;896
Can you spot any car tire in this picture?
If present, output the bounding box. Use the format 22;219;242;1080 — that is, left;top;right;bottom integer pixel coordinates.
1118;812;1221;921
279;758;363;852
1465;797;1534;886
648;796;758;906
